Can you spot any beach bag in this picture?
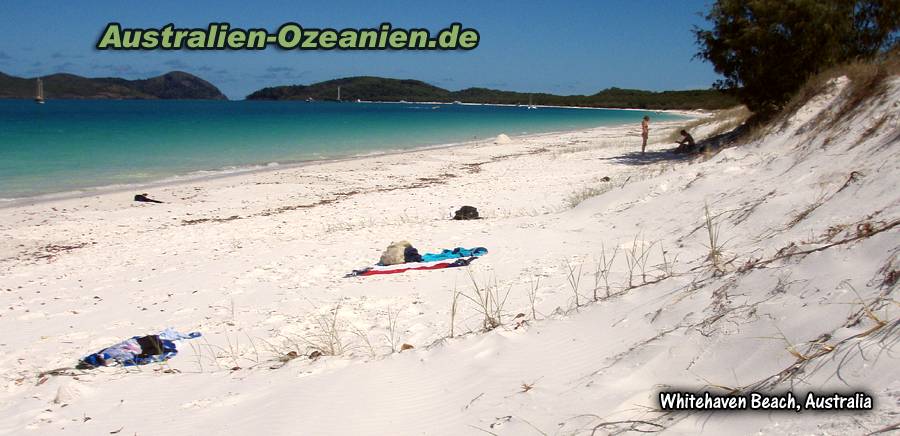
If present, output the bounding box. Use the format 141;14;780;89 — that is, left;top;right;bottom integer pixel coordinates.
404;245;423;263
453;206;479;220
380;241;414;266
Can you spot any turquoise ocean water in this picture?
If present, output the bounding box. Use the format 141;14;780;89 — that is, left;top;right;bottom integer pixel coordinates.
0;100;683;200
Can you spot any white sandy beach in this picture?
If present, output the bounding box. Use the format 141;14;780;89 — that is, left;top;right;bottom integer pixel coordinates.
0;76;898;435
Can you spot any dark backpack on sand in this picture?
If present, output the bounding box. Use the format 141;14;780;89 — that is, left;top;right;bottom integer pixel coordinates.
453;206;479;220
404;246;423;263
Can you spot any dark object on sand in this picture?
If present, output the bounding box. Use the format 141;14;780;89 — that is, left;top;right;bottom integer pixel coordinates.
453;206;479;220
404;245;423;263
600;176;611;182
134;193;163;203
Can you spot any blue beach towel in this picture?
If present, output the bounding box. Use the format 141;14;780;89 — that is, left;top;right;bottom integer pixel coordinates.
421;247;488;262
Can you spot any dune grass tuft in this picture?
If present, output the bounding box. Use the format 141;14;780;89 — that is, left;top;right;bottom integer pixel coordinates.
565;182;614;208
460;269;511;331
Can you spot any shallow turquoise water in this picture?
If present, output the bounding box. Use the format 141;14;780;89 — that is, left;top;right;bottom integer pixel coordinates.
0;100;682;199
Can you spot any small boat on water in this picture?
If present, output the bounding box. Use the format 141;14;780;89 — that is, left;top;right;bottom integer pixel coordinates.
526;95;537;110
35;78;45;104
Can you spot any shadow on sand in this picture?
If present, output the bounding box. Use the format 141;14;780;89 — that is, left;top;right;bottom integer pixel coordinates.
603;125;748;166
602;149;694;166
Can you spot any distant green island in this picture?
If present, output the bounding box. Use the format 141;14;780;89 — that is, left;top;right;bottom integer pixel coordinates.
246;76;738;109
0;71;227;100
0;71;737;109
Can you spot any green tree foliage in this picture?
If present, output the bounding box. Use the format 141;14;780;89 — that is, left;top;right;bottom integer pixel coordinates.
0;71;226;100
245;77;738;109
694;0;900;114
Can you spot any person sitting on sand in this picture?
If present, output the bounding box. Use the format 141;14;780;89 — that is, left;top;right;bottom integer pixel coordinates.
641;116;650;153
673;130;696;154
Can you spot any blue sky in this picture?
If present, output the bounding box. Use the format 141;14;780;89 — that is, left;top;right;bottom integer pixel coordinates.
0;0;720;99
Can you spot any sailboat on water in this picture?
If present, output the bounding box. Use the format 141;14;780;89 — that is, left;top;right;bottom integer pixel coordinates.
34;78;45;104
527;94;537;110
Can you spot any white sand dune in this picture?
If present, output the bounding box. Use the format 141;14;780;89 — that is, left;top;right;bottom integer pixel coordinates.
0;77;897;435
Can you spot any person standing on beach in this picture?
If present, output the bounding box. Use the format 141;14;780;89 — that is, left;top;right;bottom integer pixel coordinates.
641;116;650;153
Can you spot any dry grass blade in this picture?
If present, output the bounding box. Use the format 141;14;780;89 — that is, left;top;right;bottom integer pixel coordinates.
565;258;585;308
593;244;619;300
590;419;665;435
565;183;614;209
656;242;677;279
296;303;346;357
527;276;541;320
460;268;511;331
449;288;461;338
704;203;726;272
384;307;403;353
349;324;377;358
624;235;640;288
